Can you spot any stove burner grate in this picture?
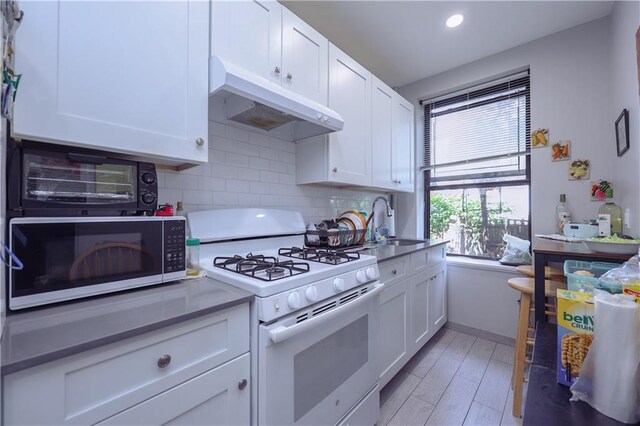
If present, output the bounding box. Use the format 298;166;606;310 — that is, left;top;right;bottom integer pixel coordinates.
213;253;309;282
278;246;360;265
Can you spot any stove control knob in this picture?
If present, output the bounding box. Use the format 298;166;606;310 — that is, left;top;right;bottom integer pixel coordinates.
305;285;318;302
356;270;367;284
287;292;302;310
333;278;345;293
365;267;377;280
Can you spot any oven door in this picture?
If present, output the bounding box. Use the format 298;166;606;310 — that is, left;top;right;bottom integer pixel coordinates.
258;282;383;426
9;217;165;310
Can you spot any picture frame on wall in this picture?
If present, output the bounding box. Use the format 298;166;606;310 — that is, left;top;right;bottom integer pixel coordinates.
615;108;629;157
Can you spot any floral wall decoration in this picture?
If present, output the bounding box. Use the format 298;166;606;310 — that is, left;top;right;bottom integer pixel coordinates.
591;180;613;201
531;129;549;148
551;140;571;161
568;159;590;180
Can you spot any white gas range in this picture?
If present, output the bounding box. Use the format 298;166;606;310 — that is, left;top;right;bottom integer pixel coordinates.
189;208;382;426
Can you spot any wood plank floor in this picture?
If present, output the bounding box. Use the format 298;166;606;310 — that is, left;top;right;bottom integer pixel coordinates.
379;328;527;426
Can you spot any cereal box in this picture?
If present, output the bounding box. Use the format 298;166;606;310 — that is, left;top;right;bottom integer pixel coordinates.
557;289;595;386
623;284;640;303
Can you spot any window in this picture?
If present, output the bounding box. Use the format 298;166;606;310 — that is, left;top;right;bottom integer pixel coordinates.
423;72;531;260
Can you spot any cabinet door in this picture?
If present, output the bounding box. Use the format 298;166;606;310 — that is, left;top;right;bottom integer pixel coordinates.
379;278;411;388
393;96;415;193
328;44;372;186
281;8;328;105
428;263;447;331
99;353;250;426
211;0;282;85
409;273;430;354
371;76;395;190
13;1;209;165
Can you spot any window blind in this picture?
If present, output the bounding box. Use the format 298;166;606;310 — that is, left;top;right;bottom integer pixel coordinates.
422;72;530;172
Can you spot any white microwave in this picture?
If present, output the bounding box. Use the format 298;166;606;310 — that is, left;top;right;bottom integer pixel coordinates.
8;216;186;310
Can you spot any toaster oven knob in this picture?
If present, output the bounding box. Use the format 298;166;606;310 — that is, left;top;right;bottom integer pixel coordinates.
333;278;345;293
141;172;156;185
305;285;318;302
356;270;367;284
365;267;377;280
287;291;302;309
141;192;156;204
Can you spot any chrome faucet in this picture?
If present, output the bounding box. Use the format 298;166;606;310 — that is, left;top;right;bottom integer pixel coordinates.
372;196;392;218
370;196;392;241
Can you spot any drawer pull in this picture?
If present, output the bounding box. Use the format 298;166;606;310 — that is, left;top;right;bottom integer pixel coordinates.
238;378;248;390
391;269;397;275
157;354;172;369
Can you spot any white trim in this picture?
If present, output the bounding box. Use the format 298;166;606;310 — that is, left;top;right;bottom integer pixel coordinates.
446;256;518;274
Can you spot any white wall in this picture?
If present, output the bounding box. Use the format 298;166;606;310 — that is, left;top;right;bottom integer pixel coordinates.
446;262;520;338
610;1;640;235
157;121;386;224
399;16;619;238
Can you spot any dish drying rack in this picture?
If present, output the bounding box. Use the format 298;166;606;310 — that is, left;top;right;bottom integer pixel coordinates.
305;228;367;248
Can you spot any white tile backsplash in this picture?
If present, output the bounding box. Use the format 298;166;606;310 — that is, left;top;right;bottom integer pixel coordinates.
157;121;386;224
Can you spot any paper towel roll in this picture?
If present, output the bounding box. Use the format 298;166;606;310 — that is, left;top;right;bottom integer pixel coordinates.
570;290;640;424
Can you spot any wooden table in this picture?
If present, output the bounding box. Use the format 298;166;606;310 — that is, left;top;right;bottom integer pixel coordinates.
532;238;631;323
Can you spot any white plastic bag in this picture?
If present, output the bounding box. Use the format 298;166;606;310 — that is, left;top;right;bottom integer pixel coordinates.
499;234;532;265
570;290;640;424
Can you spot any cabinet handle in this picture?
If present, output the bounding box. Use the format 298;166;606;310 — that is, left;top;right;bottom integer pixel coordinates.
195;137;205;147
397;180;402;184
391;269;397;275
287;72;293;80
238;378;248;390
332;167;338;173
274;66;280;74
157;354;172;368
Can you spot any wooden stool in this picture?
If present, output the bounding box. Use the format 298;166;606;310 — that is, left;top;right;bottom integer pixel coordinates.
516;264;566;282
508;277;566;418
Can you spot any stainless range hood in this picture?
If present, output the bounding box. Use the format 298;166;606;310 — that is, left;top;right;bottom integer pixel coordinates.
208;56;343;142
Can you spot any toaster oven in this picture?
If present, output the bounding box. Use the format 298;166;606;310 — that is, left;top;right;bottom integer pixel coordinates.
7;139;158;217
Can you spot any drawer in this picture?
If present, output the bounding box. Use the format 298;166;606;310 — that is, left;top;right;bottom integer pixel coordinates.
378;256;409;286
411;245;446;274
4;303;249;425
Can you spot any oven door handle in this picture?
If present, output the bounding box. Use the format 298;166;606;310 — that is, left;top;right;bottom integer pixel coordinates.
268;282;384;344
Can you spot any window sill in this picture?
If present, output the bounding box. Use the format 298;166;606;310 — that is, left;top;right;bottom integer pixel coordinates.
446;256;518;274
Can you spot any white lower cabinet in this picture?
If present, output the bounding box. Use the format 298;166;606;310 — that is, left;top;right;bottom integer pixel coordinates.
428;262;447;331
98;353;250;426
3;304;250;425
379;278;411;387
378;245;447;388
409;273;430;352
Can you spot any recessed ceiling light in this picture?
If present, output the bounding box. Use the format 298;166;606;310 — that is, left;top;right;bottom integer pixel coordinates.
446;14;464;28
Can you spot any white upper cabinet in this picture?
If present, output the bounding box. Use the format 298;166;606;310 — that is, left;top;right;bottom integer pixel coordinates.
12;0;209;167
393;97;415;192
211;0;282;84
327;44;372;186
371;77;415;193
296;44;371;186
211;1;328;105
371;77;395;189
281;8;328;105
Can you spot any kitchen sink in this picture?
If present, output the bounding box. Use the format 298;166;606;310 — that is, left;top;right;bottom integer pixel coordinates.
383;239;426;246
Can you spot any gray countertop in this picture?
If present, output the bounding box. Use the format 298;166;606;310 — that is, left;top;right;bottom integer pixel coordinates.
1;277;253;375
360;239;448;263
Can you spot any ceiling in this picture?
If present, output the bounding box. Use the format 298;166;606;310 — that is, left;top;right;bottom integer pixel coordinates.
282;1;614;88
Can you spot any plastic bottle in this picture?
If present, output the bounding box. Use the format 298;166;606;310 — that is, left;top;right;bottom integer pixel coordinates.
556;194;572;234
599;199;623;235
186;238;200;277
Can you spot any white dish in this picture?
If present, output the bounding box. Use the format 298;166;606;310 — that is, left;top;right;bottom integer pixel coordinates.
583;240;639;255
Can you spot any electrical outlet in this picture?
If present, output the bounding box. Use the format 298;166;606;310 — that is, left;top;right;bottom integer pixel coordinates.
624;208;631;230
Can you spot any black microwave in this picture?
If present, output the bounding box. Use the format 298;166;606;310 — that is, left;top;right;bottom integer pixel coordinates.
7;139;158;217
8;216;186;310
